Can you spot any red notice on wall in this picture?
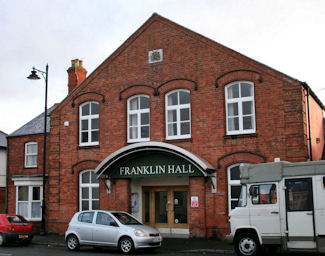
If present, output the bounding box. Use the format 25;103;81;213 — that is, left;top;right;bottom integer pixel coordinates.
191;196;199;207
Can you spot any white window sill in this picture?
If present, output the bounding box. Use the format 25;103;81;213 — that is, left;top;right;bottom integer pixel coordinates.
127;138;150;143
166;135;191;140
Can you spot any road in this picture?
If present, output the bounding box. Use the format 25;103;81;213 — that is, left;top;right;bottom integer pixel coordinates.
0;243;234;256
0;243;322;256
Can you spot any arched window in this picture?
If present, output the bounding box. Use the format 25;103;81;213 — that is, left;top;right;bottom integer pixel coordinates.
165;90;191;139
225;81;255;135
127;95;150;142
79;170;99;211
25;142;38;168
227;164;242;213
79;102;99;146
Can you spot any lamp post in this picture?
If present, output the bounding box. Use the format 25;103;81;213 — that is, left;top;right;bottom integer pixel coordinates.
27;64;48;235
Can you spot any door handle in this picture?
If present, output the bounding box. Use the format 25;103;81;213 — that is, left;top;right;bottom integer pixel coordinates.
271;211;279;214
306;212;313;216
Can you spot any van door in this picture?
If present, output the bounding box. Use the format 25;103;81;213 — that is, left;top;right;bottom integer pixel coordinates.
285;178;316;249
249;183;281;243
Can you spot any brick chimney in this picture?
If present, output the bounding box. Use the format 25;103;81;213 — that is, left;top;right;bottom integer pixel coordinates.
67;59;87;93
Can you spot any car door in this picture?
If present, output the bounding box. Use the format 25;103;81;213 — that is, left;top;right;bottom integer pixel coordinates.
285;178;316;249
92;212;119;246
76;211;95;243
249;183;281;238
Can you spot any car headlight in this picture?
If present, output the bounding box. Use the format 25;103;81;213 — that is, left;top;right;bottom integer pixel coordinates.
134;229;146;237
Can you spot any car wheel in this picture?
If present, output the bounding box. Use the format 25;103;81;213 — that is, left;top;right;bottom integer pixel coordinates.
66;235;80;251
0;234;5;246
234;233;260;256
119;236;134;254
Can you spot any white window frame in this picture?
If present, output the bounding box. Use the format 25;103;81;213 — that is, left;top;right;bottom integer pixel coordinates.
79;101;99;146
79;170;99;211
25;142;38;168
227;164;242;214
12;177;43;221
127;95;150;143
165;89;191;140
225;81;255;135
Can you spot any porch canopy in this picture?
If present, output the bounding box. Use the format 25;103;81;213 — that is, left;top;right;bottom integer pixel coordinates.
95;141;215;179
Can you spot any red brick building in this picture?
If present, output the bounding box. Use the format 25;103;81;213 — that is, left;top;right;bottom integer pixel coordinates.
7;14;325;238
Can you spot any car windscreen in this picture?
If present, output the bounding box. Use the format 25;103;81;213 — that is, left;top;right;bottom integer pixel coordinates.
6;215;29;224
112;212;142;225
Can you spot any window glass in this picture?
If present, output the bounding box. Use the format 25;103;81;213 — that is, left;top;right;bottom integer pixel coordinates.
168;92;178;106
140;96;149;109
96;212;114;225
228;164;242;213
230;165;240;180
227;84;239;99
91;102;99;114
241;83;252;97
179;91;190;104
82;104;90;116
78;212;94;223
82;171;90;183
130;97;138;110
32;187;40;200
286;179;312;211
251;184;277;205
18;186;28;201
31;202;41;218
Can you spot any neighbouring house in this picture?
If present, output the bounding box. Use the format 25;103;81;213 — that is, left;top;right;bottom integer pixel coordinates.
6;13;325;238
0;131;7;213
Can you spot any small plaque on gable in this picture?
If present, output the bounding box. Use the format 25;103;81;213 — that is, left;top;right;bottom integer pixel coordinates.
149;49;163;64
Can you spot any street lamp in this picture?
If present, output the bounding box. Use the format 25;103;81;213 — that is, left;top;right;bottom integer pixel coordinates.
27;64;48;235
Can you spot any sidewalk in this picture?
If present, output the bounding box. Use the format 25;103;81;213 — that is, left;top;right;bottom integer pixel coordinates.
32;233;233;254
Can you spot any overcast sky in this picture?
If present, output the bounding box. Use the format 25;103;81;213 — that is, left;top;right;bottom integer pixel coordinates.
1;0;325;134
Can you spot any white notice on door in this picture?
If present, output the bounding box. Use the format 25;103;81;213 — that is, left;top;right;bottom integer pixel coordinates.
191;196;199;207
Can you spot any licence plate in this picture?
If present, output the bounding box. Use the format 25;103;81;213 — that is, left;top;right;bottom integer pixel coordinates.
152;237;160;242
19;235;28;239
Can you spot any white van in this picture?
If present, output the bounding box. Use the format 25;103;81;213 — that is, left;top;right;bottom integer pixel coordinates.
226;160;325;256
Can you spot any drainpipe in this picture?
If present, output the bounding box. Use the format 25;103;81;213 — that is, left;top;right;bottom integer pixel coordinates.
306;85;313;161
5;137;9;213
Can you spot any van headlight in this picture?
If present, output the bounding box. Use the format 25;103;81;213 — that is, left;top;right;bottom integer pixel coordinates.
134;229;146;237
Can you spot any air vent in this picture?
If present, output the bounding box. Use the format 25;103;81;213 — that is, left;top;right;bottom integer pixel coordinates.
148;49;163;64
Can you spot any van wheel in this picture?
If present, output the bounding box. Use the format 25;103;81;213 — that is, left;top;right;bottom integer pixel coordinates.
234;233;260;256
119;236;134;254
66;235;80;251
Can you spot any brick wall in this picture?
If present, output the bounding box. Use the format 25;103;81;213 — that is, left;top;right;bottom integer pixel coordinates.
7;14;324;237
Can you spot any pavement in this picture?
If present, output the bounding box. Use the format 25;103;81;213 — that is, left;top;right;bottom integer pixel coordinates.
32;233;234;254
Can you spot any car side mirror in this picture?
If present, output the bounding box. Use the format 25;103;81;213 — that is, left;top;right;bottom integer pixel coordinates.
249;186;259;197
110;221;118;227
323;176;325;188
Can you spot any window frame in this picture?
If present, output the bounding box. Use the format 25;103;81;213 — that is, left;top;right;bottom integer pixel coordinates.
165;89;191;140
16;185;43;221
225;81;256;135
227;164;242;213
79;170;99;211
127;95;150;143
79;101;99;146
24;142;38;168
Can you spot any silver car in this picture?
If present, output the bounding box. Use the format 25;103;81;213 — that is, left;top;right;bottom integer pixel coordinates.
65;210;162;253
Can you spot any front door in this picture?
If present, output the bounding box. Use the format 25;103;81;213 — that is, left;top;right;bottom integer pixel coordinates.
143;187;189;231
285;178;316;249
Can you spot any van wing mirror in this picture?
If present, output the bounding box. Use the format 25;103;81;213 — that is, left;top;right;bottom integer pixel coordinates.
249;185;259;197
323;177;325;188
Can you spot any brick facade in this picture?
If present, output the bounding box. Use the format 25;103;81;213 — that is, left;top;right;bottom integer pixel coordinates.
7;14;325;238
